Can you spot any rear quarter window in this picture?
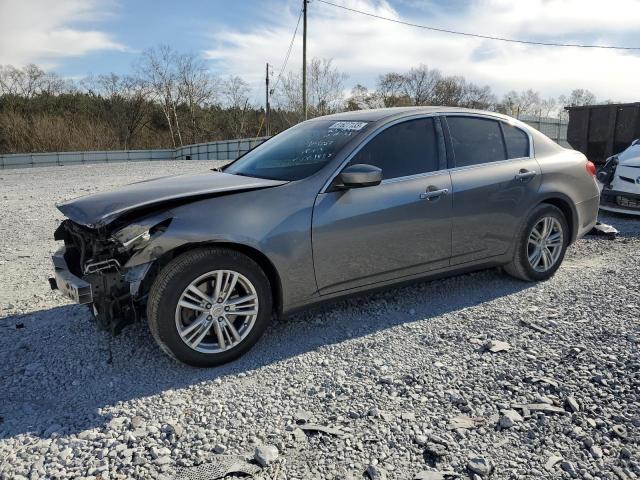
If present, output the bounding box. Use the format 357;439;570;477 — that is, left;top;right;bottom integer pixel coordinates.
502;123;530;159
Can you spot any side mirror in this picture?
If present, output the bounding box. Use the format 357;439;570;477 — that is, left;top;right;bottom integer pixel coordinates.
338;164;382;188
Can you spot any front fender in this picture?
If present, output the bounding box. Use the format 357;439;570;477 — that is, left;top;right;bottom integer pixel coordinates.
122;216;265;269
121;183;318;310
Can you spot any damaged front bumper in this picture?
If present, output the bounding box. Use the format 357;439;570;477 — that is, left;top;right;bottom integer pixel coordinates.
49;246;153;334
49;216;166;334
50;248;93;304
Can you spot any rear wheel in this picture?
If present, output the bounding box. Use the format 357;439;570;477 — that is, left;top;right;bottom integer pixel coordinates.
147;248;272;367
504;204;569;282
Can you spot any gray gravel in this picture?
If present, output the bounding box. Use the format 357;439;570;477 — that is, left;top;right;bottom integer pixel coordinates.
1;161;639;480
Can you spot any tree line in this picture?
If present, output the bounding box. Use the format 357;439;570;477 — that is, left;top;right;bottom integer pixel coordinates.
0;46;599;154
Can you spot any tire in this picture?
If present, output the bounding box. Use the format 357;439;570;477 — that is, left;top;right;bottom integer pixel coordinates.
504;204;569;282
147;247;272;367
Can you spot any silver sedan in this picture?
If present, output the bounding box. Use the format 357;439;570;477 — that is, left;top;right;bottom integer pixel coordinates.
51;107;600;366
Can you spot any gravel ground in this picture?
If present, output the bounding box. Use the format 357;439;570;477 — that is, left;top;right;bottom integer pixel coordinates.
0;161;638;480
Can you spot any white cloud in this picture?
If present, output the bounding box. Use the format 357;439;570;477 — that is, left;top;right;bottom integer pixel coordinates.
461;0;640;37
0;0;125;67
204;0;640;102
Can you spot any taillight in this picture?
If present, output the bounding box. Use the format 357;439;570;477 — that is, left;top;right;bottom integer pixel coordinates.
585;160;597;177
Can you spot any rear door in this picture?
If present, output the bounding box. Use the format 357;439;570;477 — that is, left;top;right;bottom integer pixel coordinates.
312;117;452;294
444;115;541;265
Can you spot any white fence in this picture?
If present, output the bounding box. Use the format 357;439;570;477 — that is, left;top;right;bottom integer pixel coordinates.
0;137;270;169
0;148;173;169
518;115;569;148
0;116;569;170
173;138;269;161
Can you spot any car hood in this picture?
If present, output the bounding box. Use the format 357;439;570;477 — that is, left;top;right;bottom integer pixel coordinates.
618;145;640;167
57;171;288;227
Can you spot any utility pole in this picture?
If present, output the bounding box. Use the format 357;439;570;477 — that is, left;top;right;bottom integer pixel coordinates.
302;0;308;120
265;62;271;137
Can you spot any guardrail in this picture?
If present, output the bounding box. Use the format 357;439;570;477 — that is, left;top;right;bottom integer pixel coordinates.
173;138;269;161
0;137;270;170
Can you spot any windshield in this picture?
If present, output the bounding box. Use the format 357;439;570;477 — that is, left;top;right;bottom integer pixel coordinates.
224;120;368;181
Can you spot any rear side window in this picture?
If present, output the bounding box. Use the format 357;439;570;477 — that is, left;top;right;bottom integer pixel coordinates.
447;116;506;167
502;123;530;159
351;118;439;179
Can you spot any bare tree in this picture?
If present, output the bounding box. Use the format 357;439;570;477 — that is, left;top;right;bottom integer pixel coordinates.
346;84;384;110
0;64;69;110
82;73;151;149
562;89;597;107
177;53;219;144
461;83;496;110
376;72;410;107
375;65;443;106
0;64;67;97
274;57;347;119
375;70;494;110
401;65;442;105
0;52;607;155
557;89;597;120
222;75;252;138
137;46;183;147
277;71;303;118
432;76;466;106
0;65;22;96
499;89;542;116
499;89;572;118
537;97;559;117
307;58;347;116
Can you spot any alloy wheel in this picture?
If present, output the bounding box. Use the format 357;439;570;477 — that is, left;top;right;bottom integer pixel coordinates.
527;217;564;273
174;270;259;353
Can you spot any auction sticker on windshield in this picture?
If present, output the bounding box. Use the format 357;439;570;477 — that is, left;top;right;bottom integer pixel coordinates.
328;121;368;131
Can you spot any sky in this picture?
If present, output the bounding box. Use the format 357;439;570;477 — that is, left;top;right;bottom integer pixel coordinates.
1;0;640;102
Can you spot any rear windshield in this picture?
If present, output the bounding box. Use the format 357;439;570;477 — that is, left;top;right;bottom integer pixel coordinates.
224;120;368;181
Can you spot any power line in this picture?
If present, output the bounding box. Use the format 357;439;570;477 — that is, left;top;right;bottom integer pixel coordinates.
303;0;308;120
316;0;640;51
272;8;304;94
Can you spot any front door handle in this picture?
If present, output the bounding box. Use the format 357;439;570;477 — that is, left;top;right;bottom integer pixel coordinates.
515;169;537;182
420;187;449;200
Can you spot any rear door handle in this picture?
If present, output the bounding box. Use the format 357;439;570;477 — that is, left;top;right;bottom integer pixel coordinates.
515;170;537;181
419;188;449;200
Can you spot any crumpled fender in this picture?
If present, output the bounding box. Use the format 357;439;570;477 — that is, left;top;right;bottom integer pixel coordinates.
122;215;266;270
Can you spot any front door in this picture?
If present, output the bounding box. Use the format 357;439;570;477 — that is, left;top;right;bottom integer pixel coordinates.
312;117;452;294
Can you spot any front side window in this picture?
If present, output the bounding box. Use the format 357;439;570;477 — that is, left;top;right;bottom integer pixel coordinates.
350;118;439;179
447;116;506;167
225;120;368;181
502;122;530;159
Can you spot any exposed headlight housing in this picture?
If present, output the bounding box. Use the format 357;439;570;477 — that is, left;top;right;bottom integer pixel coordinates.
112;211;173;251
121;229;151;248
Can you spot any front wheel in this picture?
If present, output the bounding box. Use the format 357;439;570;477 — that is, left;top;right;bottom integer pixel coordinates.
504;204;569;282
147;248;272;367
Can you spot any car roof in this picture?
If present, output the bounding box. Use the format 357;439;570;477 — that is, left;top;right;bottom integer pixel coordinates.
314;106;515;123
310;106;566;157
